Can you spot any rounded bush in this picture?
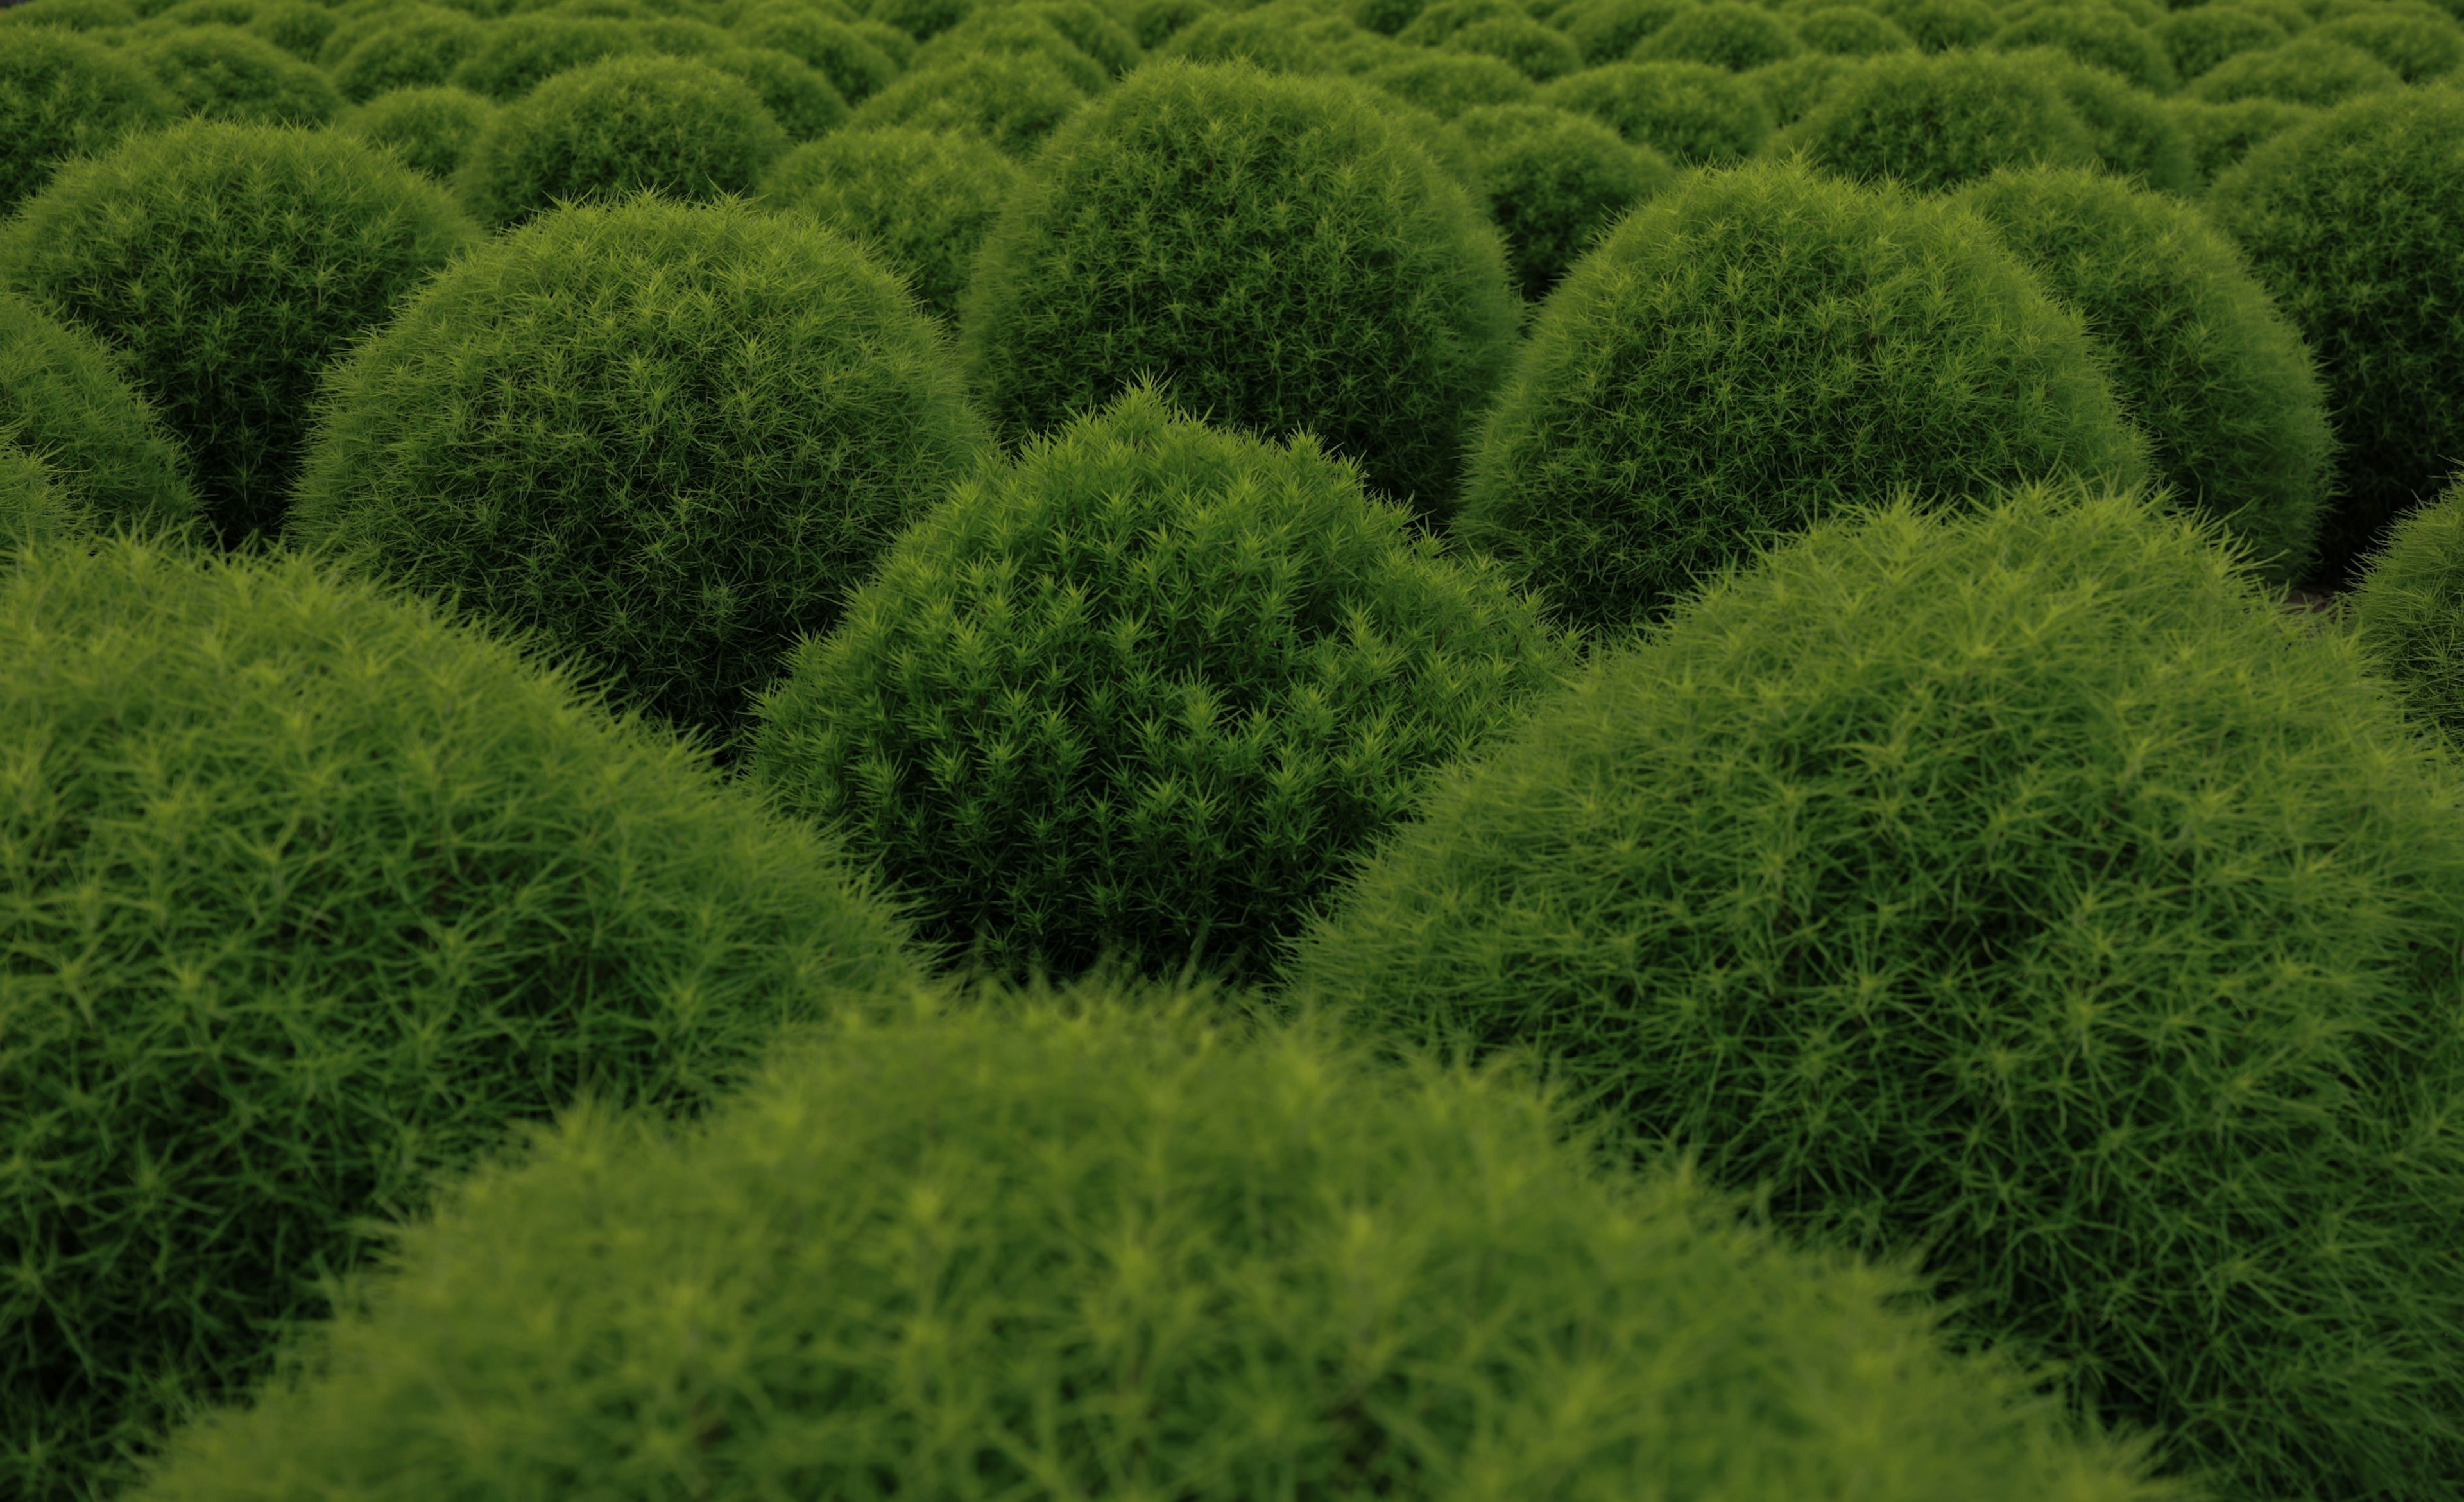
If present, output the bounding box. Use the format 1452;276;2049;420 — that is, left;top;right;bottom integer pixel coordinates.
1155;0;1398;73
2152;1;2289;80
314;1;466;68
1365;48;1541;114
1792;3;1915;51
857;0;973;43
959;59;1518;522
2311;3;2464;82
451;53;789;228
2229;0;2314;32
2345;472;2464;754
0;440;96;561
1555;0;1695;61
1772;46;2101;192
1633;0;1804;65
126;22;343;125
696;43;853;139
2168;92;2318;186
628;10;736;51
0;122;479;551
2001;44;2197;194
1740;47;1865;122
0;531;925;1502
1945;163;2332;587
1448;101;1676;300
749;381;1578;986
1016;0;1145;77
842;51;1092;155
0;27;176;218
1390;0;1518;42
336;82;501;179
1440;13;1587;78
1864;0;1997;47
1988;0;2178;92
0;288;203;540
1128;0;1213;46
1539;58;1774;162
0;0;144;32
733;4;903;99
443;13;649;99
153;0;338;60
2206;85;2464;588
2185;35;2403;103
756;126;1021;322
326;6;492;103
1453;155;2153;637
912;6;1112;91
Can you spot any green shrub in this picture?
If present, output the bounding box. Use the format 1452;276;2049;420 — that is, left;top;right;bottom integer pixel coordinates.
1352;0;1433;34
913;7;1113;91
1554;0;1695;61
1539;58;1774;162
1007;0;1146;74
325;6;493;103
1999;44;2196;194
2312;2;2464;80
2168;91;2318;186
110;965;2215;1502
1282;476;2464;1502
1364;47;1541;113
1129;0;1215;46
1740;47;1864;121
733;2;903;99
335;83;499;180
756;126;1021;322
1863;0;1998;47
452;53;789;227
1447;101;1675;299
126;22;343;124
1439;13;1587;77
1988;0;2178;91
1790;3;1914;51
2227;0;2314;32
1154;0;1400;71
443;13;649;98
1633;0;1804;65
0;288;203;540
0;440;97;561
145;0;340;58
842;51;1093;154
628;10;736;50
1452;155;2152;637
857;0;975;42
285;191;997;768
2206;85;2464;589
0;123;477;551
2345;472;2464;755
0;531;926;1502
2152;1;2288;80
0;27;175;217
696;43;853;137
1390;0;1523;44
0;0;144;32
1946;163;2332;586
959;59;1518;522
1772;46;2101;191
2185;35;2403;103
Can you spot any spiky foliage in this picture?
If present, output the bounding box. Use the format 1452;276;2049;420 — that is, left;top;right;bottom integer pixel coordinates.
1771;46;2100;191
124;22;343;125
144;0;340;58
696;44;852;137
2185;35;2403;103
2344;472;2464;755
913;6;1113;91
1633;0;1804;65
1452;155;2152;639
336;83;499;180
1438;13;1587;78
1864;0;1996;46
2152;1;2288;80
325;6;492;103
2312;2;2464;81
1945;163;2332;587
1154;0;1402;72
0;289;202;542
1128;0;1214;46
1998;43;2196;194
0;123;477;552
1790;3;1914;51
0;440;96;562
755;126;1021;323
1554;0;1695;61
442;13;648;98
0;28;175;218
1285;476;2464;1502
1365;48;1541;114
1538;58;1774;162
2168;92;2317;187
0;0;143;31
958;59;1518;522
1740;48;1864;122
1987;0;2177;91
749;381;1577;984
842;51;1093;155
733;2;903;99
1446;102;1675;300
2207;85;2464;590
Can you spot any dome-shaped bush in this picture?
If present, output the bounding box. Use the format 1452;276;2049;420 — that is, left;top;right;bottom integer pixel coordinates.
2153;1;2289;81
1792;3;1915;52
0;122;479;551
451;53;789;228
1365;47;1541;114
859;0;973;44
314;0;466;69
958;58;1518;522
0;27;176;217
1013;0;1145;77
2344;471;2464;754
1453;155;2153;637
1864;0;1997;47
0;0;144;33
1772;46;2101;191
2206;85;2464;589
1633;0;1804;65
1447;101;1675;300
912;6;1113;91
285;191;997;767
1539;57;1774;162
2230;0;2315;32
695;44;853;139
442;12;648;98
110;966;2214;1502
1999;43;2197;194
0;531;925;1502
1129;0;1213;47
756;126;1021;323
2168;92;2318;186
1555;0;1695;61
1740;47;1864;121
1283;476;2464;1502
325;6;492;103
733;3;903;99
1155;0;1401;73
0;289;202;540
1440;13;1587;78
2311;2;2464;81
1987;0;2178;92
125;22;345;123
2185;35;2403;103
628;10;736;52
1389;0;1519;44
1945;162;2332;587
0;440;96;562
746;381;1578;985
842;51;1093;155
336;82;501;179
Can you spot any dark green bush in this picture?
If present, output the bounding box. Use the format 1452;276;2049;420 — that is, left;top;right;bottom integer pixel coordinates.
1999;43;2196;194
0;122;478;552
1004;0;1145;74
0;0;144;32
1790;3;1915;51
2167;91;2318;186
1352;0;1433;34
1946;162;2332;586
697;43;853;137
325;6;493;103
2184;35;2403;103
1365;47;1541;114
958;58;1518;522
913;6;1113;91
1988;0;2178;91
629;10;737;50
1452;155;2152;637
1283;476;2464;1502
746;381;1579;985
733;1;903;99
144;0;339;58
2311;2;2464;81
2345;472;2464;755
756;125;1022;322
126;22;343;124
0;289;203;541
1155;0;1403;72
1128;0;1214;46
1633;0;1804;65
1740;48;1865;121
1390;0;1524;44
1554;0;1695;60
0;440;96;561
841;51;1093;155
2152;1;2288;80
1863;0;1999;47
341;87;499;188
1447;101;1675;299
0;27;175;217
2206;85;2464;589
1539;58;1774;162
452;53;789;228
1772;46;2101;191
443;12;649;98
0;530;925;1502
855;0;974;42
1439;13;1587;78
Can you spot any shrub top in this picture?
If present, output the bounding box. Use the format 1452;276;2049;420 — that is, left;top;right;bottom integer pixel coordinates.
1986;0;2178;93
1537;58;1776;164
2185;35;2405;105
2345;471;2464;756
126;22;346;125
0;438;94;562
0;288;202;542
841;49;1093;156
755;125;1024;323
0;25;176;216
1771;44;2101;189
441;12;650;99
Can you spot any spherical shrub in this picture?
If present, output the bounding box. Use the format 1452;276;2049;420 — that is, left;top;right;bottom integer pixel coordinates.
0;123;478;551
857;0;971;44
325;6;492;103
125;22;344;124
733;3;903;99
696;43;853;138
2186;35;2404;103
1740;48;1864;122
2344;472;2464;755
1539;58;1774;162
2230;0;2315;33
842;51;1092;155
1293;476;2464;1502
1365;48;1541;114
148;0;339;58
1772;46;2101;191
2153;1;2289;81
1447;101;1675;300
1555;0;1695;61
0;27;175;217
451;54;789;227
1453;155;2153;637
1440;14;1587;78
1633;0;1804;65
1791;3;1914;51
1390;0;1525;46
1945;163;2332;586
0;440;96;561
627;11;736;51
0;288;203;541
2311;3;2464;81
1129;0;1213;47
1999;43;2197;194
959;60;1518;521
913;8;1112;92
755;126;1021;322
443;13;648;98
0;0;143;32
1864;0;1996;47
2168;92;2318;186
0;530;926;1502
1014;0;1144;76
1154;0;1397;73
314;0;465;68
336;82;501;179
1353;0;1434;35
1987;0;2178;92
2207;85;2464;589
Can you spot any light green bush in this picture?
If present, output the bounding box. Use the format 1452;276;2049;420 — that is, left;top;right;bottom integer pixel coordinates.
1790;3;1914;52
733;1;904;99
1987;0;2178;91
1439;13;1587;78
841;50;1093;155
325;5;492;103
1771;46;2100;191
1364;47;1541;114
695;42;853;137
2311;1;2464;81
1632;0;1805;65
2152;1;2289;81
757;125;1022;322
0;26;176;216
1863;0;1997;47
0;288;203;541
0;438;97;563
2345;472;2464;755
2168;91;2318;186
1539;57;1774;162
335;83;500;180
1998;43;2196;194
443;12;650;98
2185;35;2404;104
1446;101;1676;299
1554;0;1696;60
126;22;343;124
1739;47;1864;121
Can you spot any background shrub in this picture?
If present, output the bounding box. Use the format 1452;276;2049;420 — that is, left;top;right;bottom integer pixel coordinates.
2167;92;2318;186
912;5;1114;91
733;2;904;99
2344;471;2464;754
1790;3;1915;53
2311;1;2464;81
1127;0;1214;46
696;44;855;138
841;50;1093;155
0;27;176;217
757;125;1022;323
1863;0;1998;47
0;289;203;542
124;23;345;124
335;83;501;179
1740;48;1864;122
1987;0;2178;91
325;6;492;103
0;531;925;1502
1999;44;2197;194
0;122;479;552
442;12;650;99
2184;35;2404;103
1554;0;1695;62
1632;0;1806;67
1539;58;1775;162
1154;0;1401;73
2152;1;2289;81
0;0;146;33
1438;13;1588;78
958;58;1519;523
1390;0;1524;47
1447;102;1676;301
1453;155;2152;638
1364;48;1541;115
1771;46;2100;191
1282;478;2464;1502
